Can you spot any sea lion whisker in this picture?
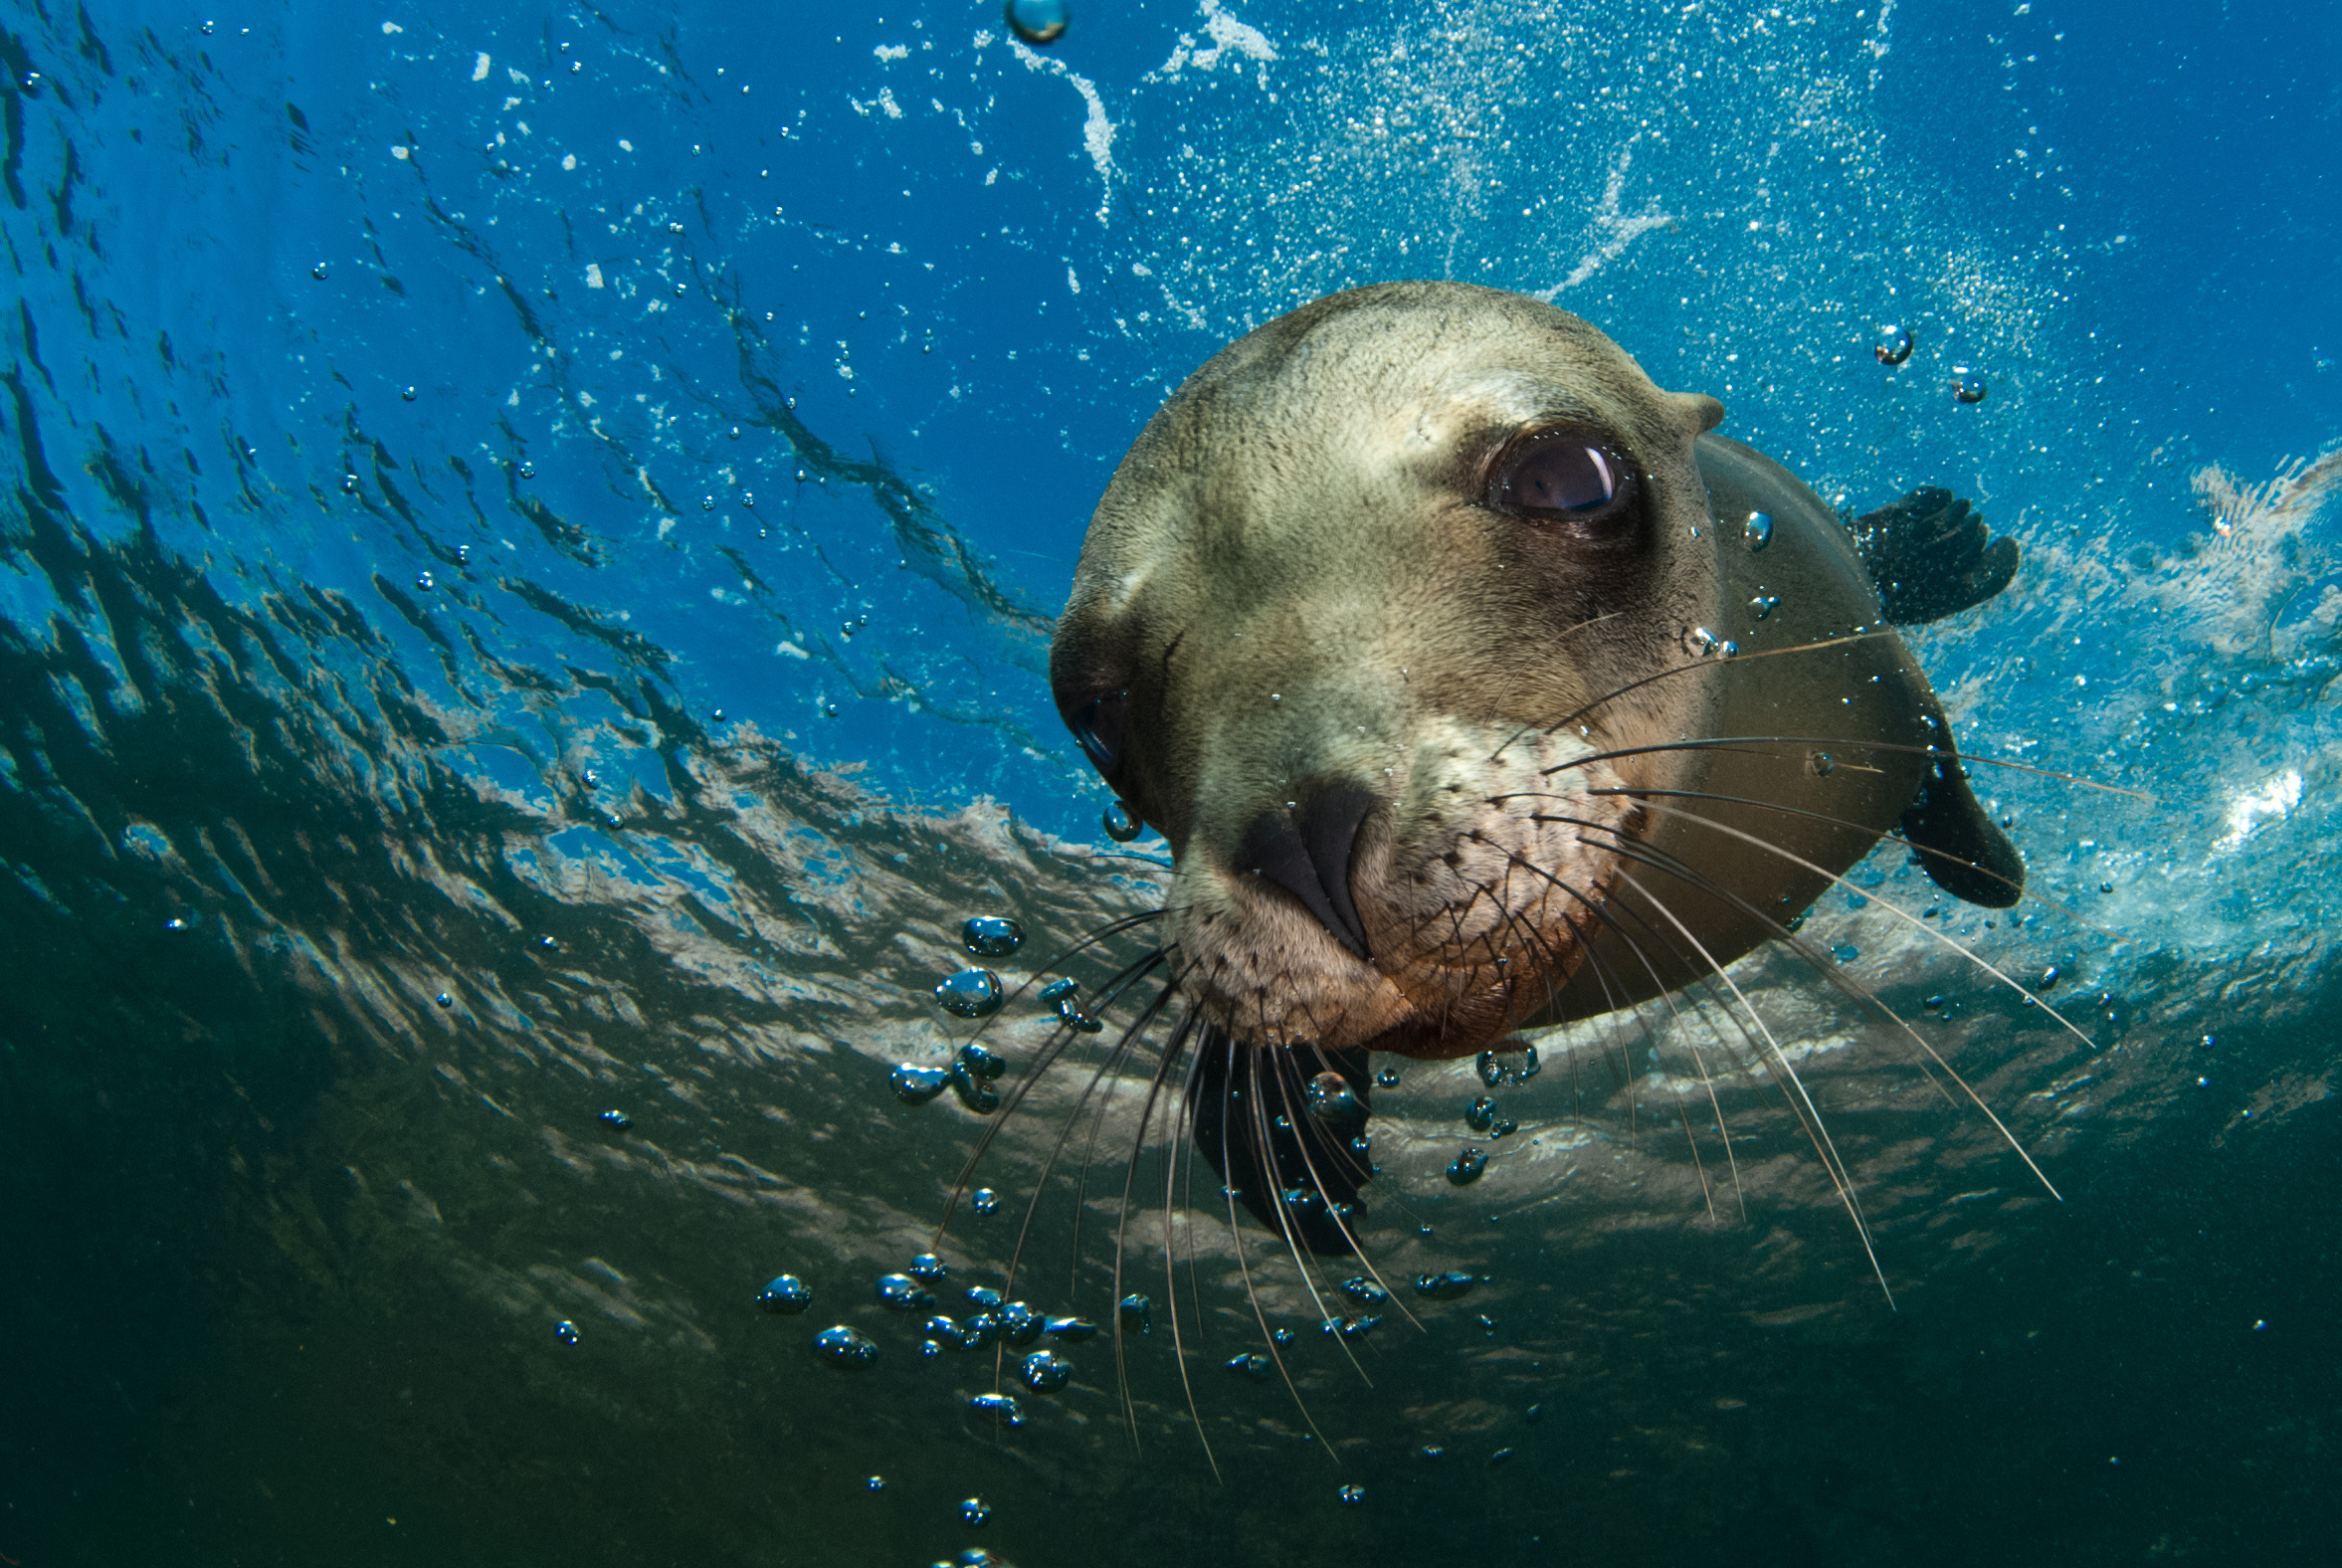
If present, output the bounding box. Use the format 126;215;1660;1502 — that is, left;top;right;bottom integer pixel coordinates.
1484;846;1751;1215
1246;1055;1377;1392
1111;1013;1205;1451
1536;734;2153;804
1592;797;2075;1197
1155;1017;1222;1481
1609;866;1893;1303
1575;784;2120;940
1546;631;1903;736
1265;1045;1415;1330
938;944;1173;1240
1213;1037;1343;1463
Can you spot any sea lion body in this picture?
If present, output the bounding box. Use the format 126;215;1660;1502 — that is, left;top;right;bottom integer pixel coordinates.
1051;282;2018;1081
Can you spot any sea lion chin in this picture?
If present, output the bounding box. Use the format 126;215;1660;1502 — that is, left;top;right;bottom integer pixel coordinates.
1051;281;2025;1073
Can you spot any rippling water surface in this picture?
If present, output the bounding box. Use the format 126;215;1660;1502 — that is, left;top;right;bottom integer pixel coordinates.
4;3;2338;1565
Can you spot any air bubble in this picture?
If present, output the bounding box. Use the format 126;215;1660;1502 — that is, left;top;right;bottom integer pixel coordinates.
1752;594;1780;620
1020;1349;1072;1392
401;386;418;401
971;1187;998;1215
553;1319;580;1345
999;1300;1043;1346
1005;0;1071;45
1304;1071;1359;1122
416;570;435;591
1118;1293;1152;1334
1102;801;1143;842
1447;1147;1487;1186
1464;1095;1495;1132
933;968;1004;1020
1375;1068;1401;1088
890;1065;950;1104
599;1108;632;1130
1045;1315;1097;1342
1414;1271;1474;1300
1809;752;1835;777
311;263;329;280
518;461;535;480
1227;1352;1270;1383
756;1274;813;1314
960;1495;995;1525
1873;323;1914;366
1336;1483;1366;1507
877;1274;936;1311
1951;366;1988;404
968;1394;1023;1427
814;1325;879;1368
908;1253;949;1283
1743;510;1774;551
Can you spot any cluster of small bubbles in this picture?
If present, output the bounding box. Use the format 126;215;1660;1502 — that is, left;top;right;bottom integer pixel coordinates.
1118;1293;1152;1334
1950;366;1988;405
950;1043;1008;1112
553;1319;581;1346
933;968;1004;1020
1339;1314;1382;1341
455;544;471;564
814;1325;879;1369
1873;323;1914;366
1226;1352;1270;1383
311;263;328;280
1340;1276;1388;1306
877;1274;937;1312
890;1066;950;1104
1101;801;1143;843
1336;1483;1366;1507
1743;510;1774;551
1414;1271;1475;1300
968;1394;1023;1428
1832;944;1860;965
970;1187;999;1216
756;1274;813;1314
1751;594;1780;620
416;570;435;592
961;916;1024;957
1375;1068;1401;1088
599;1108;632;1131
908;1253;949;1283
1304;1071;1358;1123
1020;1349;1073;1392
1447;1147;1487;1186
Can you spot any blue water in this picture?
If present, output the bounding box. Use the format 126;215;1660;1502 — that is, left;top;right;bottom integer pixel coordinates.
4;2;2339;1565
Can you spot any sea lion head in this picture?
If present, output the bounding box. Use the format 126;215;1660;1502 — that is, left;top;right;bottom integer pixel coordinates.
1051;282;1731;1062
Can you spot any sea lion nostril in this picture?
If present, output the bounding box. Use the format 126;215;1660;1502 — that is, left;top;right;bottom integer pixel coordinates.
1234;785;1375;962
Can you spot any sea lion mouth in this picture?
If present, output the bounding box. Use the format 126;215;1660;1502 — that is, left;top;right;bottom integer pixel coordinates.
1163;723;1639;1061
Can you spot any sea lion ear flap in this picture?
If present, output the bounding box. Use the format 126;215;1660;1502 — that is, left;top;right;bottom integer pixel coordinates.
1672;393;1726;434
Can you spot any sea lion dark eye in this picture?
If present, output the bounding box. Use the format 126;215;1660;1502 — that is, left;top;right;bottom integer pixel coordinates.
1065;690;1129;781
1489;432;1638;539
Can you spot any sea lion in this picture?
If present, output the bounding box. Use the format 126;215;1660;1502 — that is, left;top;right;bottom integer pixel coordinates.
1046;281;2023;1249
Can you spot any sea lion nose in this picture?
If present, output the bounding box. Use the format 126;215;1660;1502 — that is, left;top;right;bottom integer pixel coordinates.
1232;780;1376;962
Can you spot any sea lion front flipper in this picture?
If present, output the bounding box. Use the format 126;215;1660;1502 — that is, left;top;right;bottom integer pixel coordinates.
1851;486;2020;625
1898;719;2025;908
1186;1030;1373;1256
